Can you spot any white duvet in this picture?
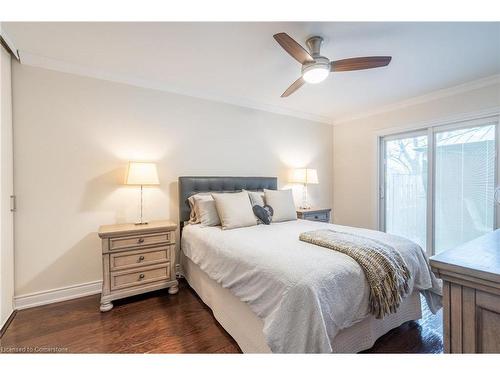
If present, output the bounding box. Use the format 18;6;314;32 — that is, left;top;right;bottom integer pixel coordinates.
181;219;442;353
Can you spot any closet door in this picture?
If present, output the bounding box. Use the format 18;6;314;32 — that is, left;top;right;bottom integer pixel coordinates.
1;44;14;328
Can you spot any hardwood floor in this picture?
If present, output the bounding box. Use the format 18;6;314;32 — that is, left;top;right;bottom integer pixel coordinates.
363;297;443;353
0;279;442;353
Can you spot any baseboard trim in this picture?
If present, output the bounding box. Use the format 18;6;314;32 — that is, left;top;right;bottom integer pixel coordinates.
0;309;17;338
14;280;102;310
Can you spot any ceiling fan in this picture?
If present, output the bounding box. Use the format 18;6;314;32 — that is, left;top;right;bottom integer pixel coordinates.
273;32;392;97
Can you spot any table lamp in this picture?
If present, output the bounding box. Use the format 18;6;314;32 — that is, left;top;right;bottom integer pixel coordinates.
290;168;319;209
125;161;160;225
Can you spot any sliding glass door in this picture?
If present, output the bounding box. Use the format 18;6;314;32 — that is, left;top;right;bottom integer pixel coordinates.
434;124;496;253
382;133;428;250
380;116;499;255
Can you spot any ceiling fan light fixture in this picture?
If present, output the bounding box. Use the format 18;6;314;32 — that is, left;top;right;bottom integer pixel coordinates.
302;63;329;84
274;32;392;97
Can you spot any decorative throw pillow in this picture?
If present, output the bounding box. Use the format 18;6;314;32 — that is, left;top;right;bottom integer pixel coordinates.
197;199;221;226
245;190;265;207
252;204;274;225
264;189;297;222
212;191;257;230
187;193;213;224
244;190;267;223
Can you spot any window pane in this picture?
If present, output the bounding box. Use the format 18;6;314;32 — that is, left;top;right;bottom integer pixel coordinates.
434;124;496;253
385;135;428;250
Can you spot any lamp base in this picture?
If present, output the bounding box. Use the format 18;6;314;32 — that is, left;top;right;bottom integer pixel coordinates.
135;185;148;226
300;184;311;210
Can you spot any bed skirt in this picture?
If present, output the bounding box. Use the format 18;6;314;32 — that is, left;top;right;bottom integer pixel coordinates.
182;255;422;353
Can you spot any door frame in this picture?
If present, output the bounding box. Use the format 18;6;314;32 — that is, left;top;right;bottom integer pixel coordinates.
376;108;500;256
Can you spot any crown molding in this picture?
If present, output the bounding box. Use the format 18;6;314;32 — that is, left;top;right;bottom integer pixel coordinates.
17;50;499;126
0;23;20;60
334;74;500;125
18;50;333;125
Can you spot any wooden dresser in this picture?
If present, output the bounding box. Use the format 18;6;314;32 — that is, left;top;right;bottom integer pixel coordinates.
296;208;331;223
98;220;178;312
430;230;500;353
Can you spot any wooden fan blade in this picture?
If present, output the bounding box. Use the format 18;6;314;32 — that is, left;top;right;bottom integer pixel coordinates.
331;56;392;72
281;77;306;97
273;33;314;65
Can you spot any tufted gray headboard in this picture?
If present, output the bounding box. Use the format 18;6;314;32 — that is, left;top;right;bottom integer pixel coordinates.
178;176;278;230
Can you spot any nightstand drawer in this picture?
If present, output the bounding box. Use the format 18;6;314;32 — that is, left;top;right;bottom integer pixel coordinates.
304;212;329;222
110;246;171;271
110;264;170;291
109;232;172;251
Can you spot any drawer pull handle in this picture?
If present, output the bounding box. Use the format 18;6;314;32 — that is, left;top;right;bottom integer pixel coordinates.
139;273;145;279
137;238;145;244
138;255;145;262
314;216;319;219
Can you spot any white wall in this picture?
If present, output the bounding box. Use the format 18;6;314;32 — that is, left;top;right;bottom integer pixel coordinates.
12;63;334;297
333;81;500;230
1;45;15;326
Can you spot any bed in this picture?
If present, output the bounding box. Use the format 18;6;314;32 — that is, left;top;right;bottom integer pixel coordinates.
178;176;441;353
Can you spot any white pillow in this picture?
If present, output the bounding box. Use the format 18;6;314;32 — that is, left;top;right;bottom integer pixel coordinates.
264;189;297;222
197;199;221;226
188;193;219;225
212;191;257;230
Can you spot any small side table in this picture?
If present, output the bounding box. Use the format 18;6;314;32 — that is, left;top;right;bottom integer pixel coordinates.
296;208;331;223
98;220;178;312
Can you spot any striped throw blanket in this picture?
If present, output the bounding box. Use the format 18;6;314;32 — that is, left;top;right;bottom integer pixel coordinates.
299;229;411;319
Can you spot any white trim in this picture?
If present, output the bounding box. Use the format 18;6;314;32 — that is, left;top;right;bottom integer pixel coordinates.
18;50;333;125
376;136;384;231
426;127;435;258
14;280;102;310
0;23;19;59
16;50;500;127
1;311;13;331
335;75;500;125
496;123;500;230
374;106;500;137
381;128;428;141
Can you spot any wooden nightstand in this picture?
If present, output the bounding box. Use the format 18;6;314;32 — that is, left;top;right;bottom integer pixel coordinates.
296;208;331;223
98;220;178;312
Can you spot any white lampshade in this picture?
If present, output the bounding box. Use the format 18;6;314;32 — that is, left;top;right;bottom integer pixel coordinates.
125;162;160;186
290;168;319;184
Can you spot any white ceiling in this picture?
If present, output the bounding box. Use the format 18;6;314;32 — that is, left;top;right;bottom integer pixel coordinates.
4;22;500;123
